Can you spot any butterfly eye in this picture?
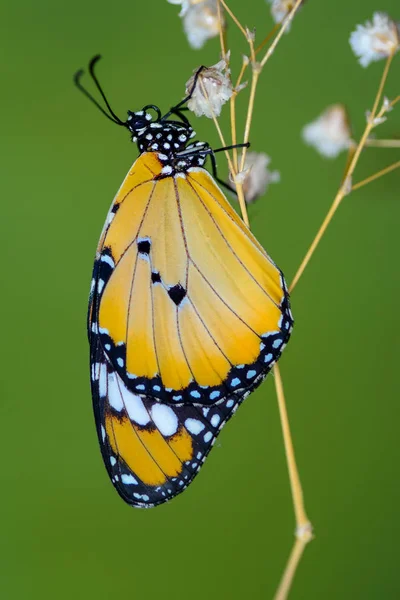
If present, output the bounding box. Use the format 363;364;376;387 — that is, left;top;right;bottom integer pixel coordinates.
126;111;149;131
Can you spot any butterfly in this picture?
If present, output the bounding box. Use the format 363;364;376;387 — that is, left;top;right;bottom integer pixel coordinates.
76;56;293;508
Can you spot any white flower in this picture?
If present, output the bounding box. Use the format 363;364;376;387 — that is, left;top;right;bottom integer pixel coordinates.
168;0;221;47
349;12;400;67
186;58;233;118
167;0;187;8
267;0;304;32
302;105;353;158
167;0;202;16
382;96;393;113
236;152;280;203
183;0;221;49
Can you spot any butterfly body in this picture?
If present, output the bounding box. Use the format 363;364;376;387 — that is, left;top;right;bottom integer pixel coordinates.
79;59;293;508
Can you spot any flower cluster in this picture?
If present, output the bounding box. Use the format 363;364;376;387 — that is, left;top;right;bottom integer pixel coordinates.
185;58;233;118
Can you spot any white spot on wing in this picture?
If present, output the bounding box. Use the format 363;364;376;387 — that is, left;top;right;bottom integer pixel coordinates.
101;254;114;268
185;418;205;435
121;474;138;485
151;404;178;437
123;388;150;426
107;371;124;411
98;363;107;397
211;414;220;427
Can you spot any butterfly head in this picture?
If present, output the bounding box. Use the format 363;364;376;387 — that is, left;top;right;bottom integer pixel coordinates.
126;107;159;137
75;56;204;171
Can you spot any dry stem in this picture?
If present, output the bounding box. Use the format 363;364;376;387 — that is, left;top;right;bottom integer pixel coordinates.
215;3;312;599
207;4;397;600
274;364;311;531
274;537;310;600
352;159;400;191
366;138;400;148
290;51;395;293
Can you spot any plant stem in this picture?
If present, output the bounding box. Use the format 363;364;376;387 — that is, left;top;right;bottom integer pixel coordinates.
274;364;311;531
290;51;395;293
274;537;310;600
365;138;400;148
218;0;248;39
352;159;400;191
216;0;227;58
255;23;280;55
260;0;304;67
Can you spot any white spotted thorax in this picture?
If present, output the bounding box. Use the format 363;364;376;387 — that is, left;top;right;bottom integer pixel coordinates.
126;108;210;175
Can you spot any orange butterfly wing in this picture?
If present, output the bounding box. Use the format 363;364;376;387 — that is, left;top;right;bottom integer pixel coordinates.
88;152;293;507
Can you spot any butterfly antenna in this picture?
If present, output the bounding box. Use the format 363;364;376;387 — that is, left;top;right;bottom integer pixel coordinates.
74;55;125;126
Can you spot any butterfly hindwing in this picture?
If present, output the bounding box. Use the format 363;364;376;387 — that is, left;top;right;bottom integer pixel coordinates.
90;332;250;507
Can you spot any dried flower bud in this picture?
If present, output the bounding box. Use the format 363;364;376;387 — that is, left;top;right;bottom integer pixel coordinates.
382;97;393;113
177;0;222;49
349;12;400;67
365;111;387;127
167;0;207;16
167;0;189;15
302;105;353;158
236;152;280;203
246;27;256;42
186;59;233;118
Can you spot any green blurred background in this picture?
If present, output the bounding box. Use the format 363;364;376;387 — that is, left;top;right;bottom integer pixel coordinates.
1;1;399;598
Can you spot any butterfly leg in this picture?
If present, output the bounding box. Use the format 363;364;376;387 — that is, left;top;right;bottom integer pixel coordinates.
162;66;207;120
207;151;237;196
206;142;251;196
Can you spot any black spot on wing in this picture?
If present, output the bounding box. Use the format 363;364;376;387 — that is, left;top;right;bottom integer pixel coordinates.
168;283;187;306
151;271;161;284
137;239;151;254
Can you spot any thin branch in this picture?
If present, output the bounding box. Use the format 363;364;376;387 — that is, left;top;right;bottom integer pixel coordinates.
198;78;235;177
255;23;281;55
274;537;310;600
366;138;400;148
388;95;400;109
260;0;304;67
370;52;394;117
274;364;311;530
352;159;400;191
218;0;248;39
216;0;227;58
290;51;395;293
239;68;260;172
